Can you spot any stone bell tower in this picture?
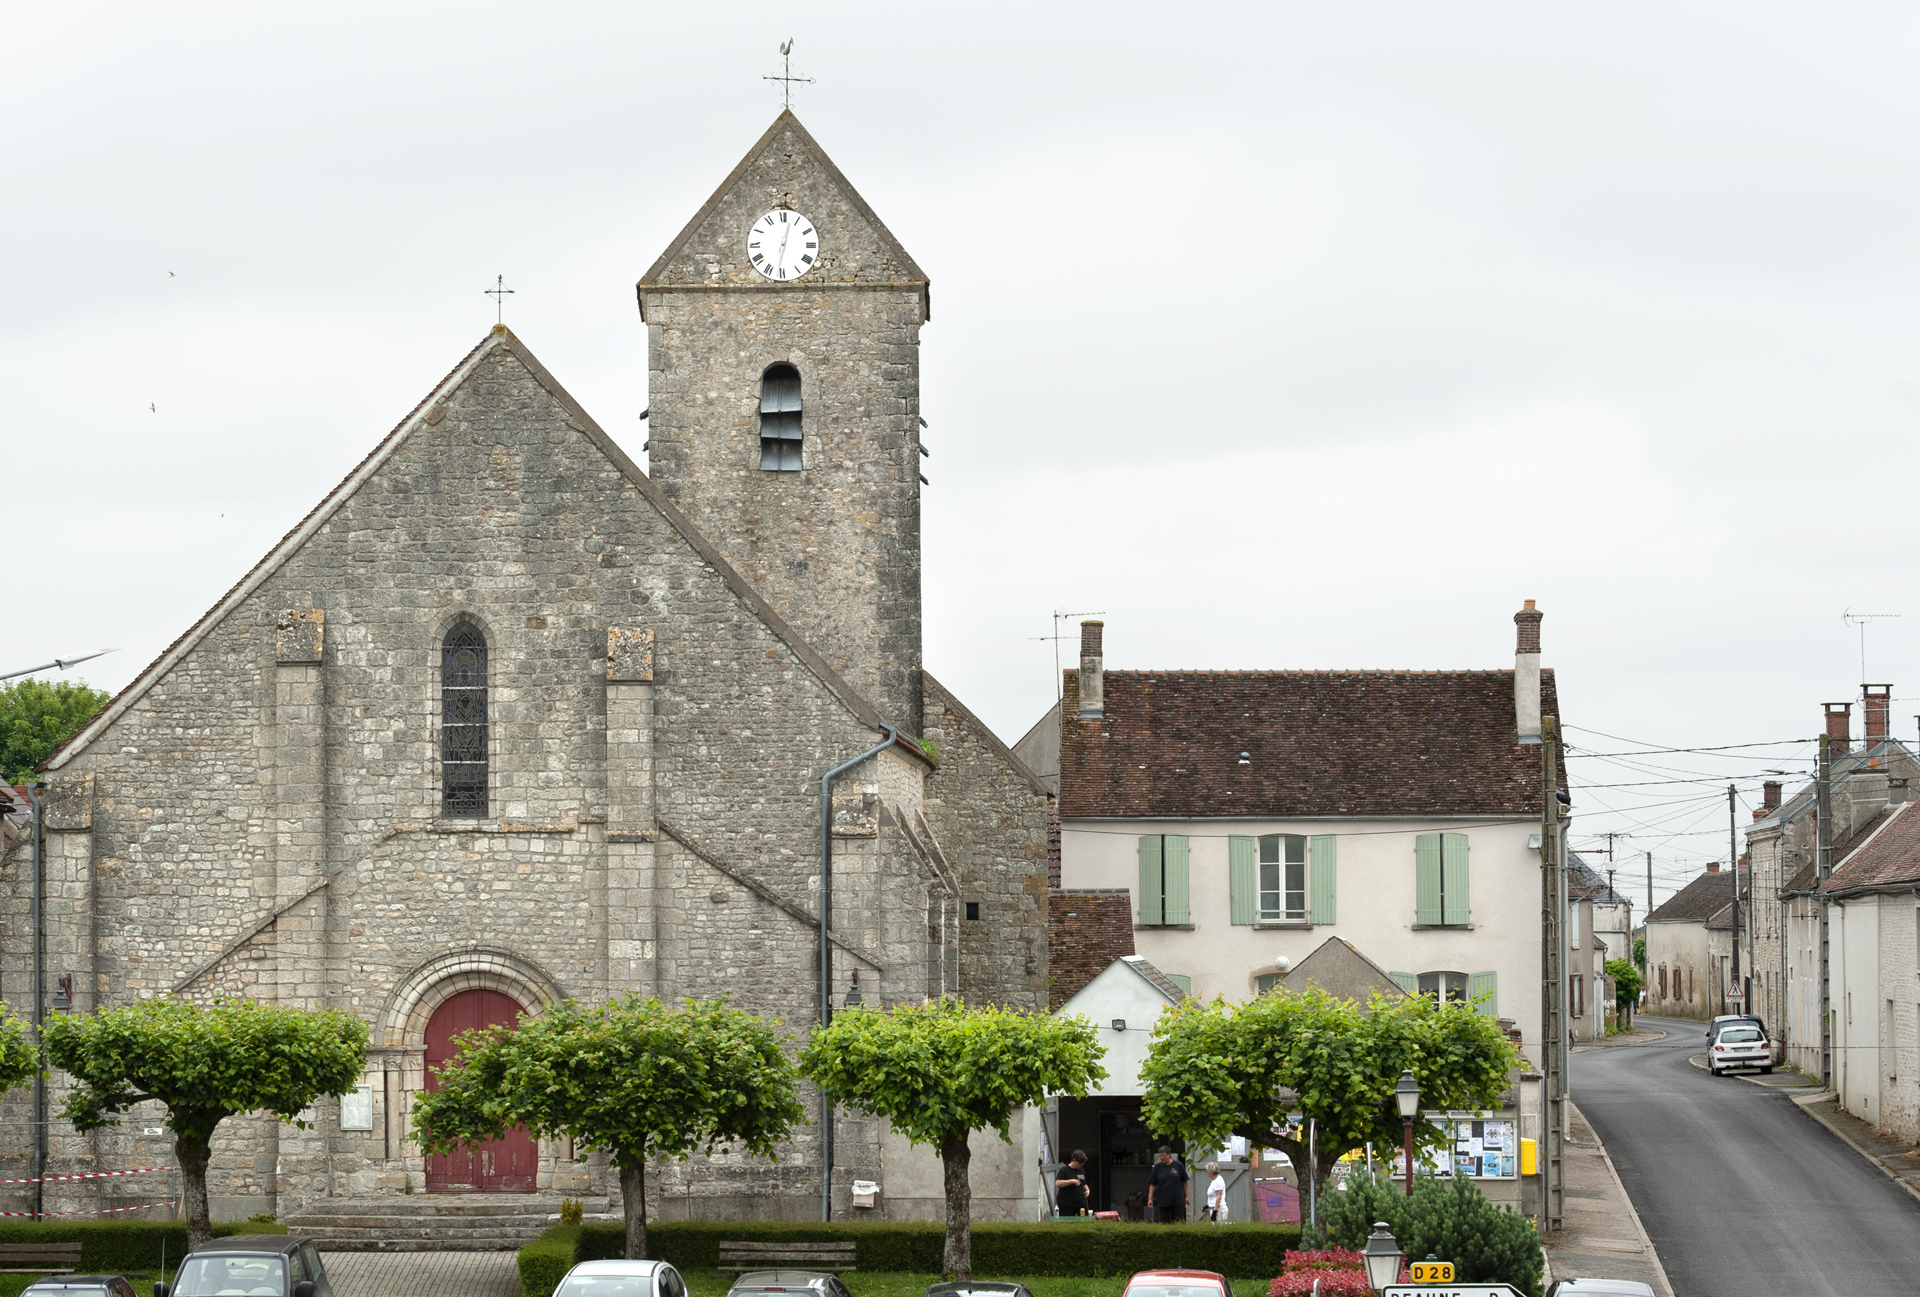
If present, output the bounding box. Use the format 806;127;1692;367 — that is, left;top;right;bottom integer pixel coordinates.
637;111;929;736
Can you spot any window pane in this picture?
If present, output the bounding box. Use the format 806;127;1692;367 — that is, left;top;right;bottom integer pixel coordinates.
1258;859;1280;918
1284;835;1306;863
1285;854;1306;919
1258;835;1279;863
442;624;488;819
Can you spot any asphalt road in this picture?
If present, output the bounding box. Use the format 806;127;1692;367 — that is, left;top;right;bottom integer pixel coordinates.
1572;1015;1920;1297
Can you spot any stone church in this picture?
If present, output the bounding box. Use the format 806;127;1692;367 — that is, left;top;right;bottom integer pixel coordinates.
4;113;1052;1224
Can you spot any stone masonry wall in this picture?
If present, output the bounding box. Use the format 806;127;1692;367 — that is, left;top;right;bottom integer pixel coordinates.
1;337;956;1221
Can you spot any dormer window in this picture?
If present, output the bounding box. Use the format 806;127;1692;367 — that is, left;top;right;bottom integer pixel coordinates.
760;363;802;471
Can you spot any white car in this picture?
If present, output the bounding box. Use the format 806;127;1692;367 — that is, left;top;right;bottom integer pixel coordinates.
1709;1022;1772;1076
554;1260;690;1297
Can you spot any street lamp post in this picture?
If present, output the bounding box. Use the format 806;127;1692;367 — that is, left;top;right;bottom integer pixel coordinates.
1361;1222;1404;1293
1394;1070;1421;1197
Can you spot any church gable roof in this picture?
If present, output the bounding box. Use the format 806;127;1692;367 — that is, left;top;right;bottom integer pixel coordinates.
44;326;917;772
637;111;927;308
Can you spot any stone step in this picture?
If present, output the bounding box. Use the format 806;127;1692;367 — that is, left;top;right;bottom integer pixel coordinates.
282;1194;613;1252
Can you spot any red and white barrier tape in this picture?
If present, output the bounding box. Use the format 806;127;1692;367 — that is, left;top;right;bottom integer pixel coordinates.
0;1166;176;1186
0;1201;173;1219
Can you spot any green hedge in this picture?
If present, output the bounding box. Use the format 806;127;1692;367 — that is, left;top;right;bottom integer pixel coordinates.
519;1223;581;1297
0;1221;285;1273
520;1219;1304;1295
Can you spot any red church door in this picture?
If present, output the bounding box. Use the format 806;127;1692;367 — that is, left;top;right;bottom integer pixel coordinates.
423;989;538;1193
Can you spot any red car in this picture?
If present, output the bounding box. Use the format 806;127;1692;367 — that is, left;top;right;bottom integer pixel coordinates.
1123;1270;1235;1297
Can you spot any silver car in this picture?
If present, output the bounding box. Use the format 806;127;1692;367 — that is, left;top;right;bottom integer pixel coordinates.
1709;1022;1772;1076
554;1260;689;1297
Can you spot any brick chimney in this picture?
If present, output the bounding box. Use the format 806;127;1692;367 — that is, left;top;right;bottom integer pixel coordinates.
1077;620;1105;719
1706;860;1721;873
1750;780;1782;822
1514;599;1543;744
1825;702;1852;757
1864;684;1892;745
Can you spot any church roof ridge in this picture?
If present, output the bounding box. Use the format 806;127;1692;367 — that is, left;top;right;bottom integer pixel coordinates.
44;327;926;773
635;110;927;314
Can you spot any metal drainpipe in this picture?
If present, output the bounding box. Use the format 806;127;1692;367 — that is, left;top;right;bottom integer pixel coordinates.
27;783;44;1222
818;724;901;1223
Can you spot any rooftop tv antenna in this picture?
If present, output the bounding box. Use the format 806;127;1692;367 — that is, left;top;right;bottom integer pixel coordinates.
1842;609;1900;682
1031;610;1105;709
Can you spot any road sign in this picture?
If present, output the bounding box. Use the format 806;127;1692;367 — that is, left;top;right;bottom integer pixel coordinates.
1384;1287;1520;1297
1409;1262;1456;1283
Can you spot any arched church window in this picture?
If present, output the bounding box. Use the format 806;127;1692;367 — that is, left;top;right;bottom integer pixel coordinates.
441;623;488;818
760;363;803;471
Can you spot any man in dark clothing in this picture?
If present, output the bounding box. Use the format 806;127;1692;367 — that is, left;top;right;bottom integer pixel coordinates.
1145;1145;1188;1223
1054;1150;1090;1216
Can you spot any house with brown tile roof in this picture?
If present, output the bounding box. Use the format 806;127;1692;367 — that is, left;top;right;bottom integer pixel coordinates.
1026;601;1567;1073
1566;855;1631;1040
1645;864;1747;1022
1747;687;1920;1078
1806;799;1920;1139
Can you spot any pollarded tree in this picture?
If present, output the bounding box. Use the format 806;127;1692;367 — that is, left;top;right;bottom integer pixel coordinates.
0;1007;38;1093
1140;986;1516;1202
799;1000;1106;1279
44;997;369;1250
410;995;805;1261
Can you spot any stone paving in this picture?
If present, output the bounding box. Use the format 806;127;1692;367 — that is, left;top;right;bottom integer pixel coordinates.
320;1250;521;1297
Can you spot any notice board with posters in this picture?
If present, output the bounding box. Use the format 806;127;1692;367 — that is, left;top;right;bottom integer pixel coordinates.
1391;1111;1518;1180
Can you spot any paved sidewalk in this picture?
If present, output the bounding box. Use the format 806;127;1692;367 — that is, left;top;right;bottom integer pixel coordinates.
321;1251;520;1297
1544;1103;1673;1297
1788;1091;1920;1204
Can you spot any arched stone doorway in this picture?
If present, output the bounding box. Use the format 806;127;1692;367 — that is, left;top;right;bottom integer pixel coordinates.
423;989;537;1193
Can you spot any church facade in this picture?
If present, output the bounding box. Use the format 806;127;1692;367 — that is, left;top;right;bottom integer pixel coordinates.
4;114;1051;1223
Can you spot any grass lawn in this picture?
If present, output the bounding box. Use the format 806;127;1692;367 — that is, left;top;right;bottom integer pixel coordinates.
687;1274;1268;1297
0;1273;173;1297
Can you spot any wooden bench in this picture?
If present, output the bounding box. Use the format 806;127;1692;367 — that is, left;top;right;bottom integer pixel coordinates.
0;1242;82;1274
718;1241;857;1275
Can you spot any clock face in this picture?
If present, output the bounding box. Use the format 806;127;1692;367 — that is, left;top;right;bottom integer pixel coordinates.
747;209;819;281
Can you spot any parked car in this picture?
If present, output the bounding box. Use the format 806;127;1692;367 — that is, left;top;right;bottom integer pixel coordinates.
1709;1022;1773;1076
726;1272;853;1297
555;1260;690;1297
926;1283;1036;1297
1546;1281;1656;1297
1122;1270;1235;1297
1705;1013;1765;1042
154;1235;333;1297
22;1279;139;1297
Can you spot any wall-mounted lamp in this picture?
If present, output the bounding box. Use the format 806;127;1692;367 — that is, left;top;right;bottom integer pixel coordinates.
1111;1019;1127;1032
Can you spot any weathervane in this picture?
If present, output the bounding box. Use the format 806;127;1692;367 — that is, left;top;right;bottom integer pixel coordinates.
485;275;515;325
764;38;814;111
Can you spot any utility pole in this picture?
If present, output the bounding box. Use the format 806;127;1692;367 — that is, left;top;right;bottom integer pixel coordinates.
1540;717;1565;1234
1817;733;1834;1084
1645;851;1653;919
1729;784;1741;1014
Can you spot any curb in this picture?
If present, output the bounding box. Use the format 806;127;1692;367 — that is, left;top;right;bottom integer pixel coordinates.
1786;1090;1920;1208
1562;1102;1674;1297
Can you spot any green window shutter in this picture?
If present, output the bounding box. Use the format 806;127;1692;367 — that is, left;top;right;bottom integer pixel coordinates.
1415;833;1443;925
1468;971;1498;1017
1163;835;1191;925
1442;832;1471;926
1228;836;1257;925
1388;971;1417;993
1166;973;1192;995
1309;835;1338;925
1137;836;1164;926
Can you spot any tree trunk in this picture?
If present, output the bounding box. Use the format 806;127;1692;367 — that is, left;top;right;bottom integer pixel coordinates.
940;1134;972;1279
177;1130;213;1254
618;1154;648;1260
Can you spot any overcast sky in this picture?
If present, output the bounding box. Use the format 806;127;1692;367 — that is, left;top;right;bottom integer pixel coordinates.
9;3;1919;905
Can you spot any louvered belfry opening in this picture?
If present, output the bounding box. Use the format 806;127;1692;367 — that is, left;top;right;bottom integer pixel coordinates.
441;622;489;818
759;363;803;471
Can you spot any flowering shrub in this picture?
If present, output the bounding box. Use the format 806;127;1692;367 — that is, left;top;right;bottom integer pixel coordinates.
1269;1247;1372;1296
1268;1269;1372;1296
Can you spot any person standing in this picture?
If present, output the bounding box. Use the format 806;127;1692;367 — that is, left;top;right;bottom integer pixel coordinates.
1204;1162;1227;1222
1054;1150;1090;1217
1145;1145;1188;1223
